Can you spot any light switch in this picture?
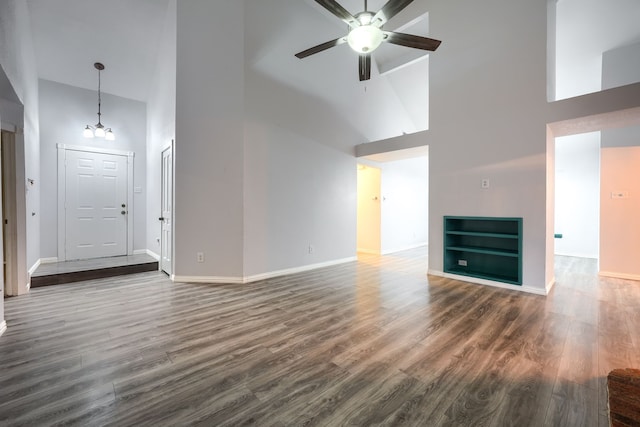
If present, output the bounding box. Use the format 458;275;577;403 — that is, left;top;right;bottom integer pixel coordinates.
611;191;629;199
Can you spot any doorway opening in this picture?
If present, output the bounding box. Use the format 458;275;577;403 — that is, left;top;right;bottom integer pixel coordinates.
357;164;381;254
550;111;640;283
356;147;429;257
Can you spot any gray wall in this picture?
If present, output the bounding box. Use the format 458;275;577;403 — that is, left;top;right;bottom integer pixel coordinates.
426;0;550;291
146;0;176;259
602;124;640;148
0;0;40;305
243;117;357;277
174;1;245;279
38;79;147;258
603;42;640;91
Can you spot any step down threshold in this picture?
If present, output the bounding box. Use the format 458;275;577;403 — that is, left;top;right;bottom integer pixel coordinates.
31;262;159;288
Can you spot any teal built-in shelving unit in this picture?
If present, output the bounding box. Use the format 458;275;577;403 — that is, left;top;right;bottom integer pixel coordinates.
444;216;523;285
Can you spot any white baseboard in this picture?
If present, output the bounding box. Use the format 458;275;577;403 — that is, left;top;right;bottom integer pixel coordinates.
599;271;640;281
171;275;244;284
0;320;6;337
133;249;160;260
357;248;379;255
244;256;357;283
28;259;41;276
546;277;556;294
171;256;357;285
554;252;597;259
381;243;427;255
145;249;160;260
39;257;58;264
427;269;548;296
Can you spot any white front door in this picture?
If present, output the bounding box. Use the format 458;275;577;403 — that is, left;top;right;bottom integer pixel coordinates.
65;150;128;260
160;146;173;275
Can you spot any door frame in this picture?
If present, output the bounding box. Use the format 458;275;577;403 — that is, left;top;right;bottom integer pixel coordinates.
1;125;27;296
57;144;135;261
160;141;174;275
2;129;17;295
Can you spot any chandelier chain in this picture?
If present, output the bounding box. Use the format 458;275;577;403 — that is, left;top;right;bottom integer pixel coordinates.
97;67;102;125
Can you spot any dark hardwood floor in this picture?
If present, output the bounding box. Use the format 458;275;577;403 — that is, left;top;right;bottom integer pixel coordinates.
30;254;159;288
1;248;639;426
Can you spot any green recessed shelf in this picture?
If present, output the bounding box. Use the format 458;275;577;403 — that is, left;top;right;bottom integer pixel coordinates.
444;216;523;285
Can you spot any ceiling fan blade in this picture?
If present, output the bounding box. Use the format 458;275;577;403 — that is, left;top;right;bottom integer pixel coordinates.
382;31;442;51
359;54;371;81
372;0;414;27
295;37;347;59
315;0;360;27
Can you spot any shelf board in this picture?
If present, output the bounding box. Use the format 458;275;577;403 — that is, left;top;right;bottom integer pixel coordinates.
445;266;520;285
445;245;519;257
445;230;518;239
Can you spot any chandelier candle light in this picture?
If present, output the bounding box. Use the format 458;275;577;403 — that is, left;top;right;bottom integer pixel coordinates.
83;62;115;140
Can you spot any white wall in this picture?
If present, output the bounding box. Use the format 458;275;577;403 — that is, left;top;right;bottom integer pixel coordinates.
380;157;429;254
146;0;176;259
602;42;640;91
0;0;40;302
554;132;600;258
38;79;147;258
241;2;359;278
600;146;640;279
243;119;357;277
174;1;245;280
426;0;550;292
555;0;640;100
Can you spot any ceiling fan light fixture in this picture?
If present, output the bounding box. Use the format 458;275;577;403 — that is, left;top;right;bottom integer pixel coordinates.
347;25;383;53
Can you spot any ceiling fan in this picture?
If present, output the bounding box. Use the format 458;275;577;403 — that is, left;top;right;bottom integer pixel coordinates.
295;0;442;81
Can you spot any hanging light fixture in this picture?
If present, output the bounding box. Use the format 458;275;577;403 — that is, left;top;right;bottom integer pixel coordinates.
83;62;115;141
346;4;383;55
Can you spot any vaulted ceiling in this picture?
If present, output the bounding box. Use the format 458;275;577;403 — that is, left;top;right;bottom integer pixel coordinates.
25;0;640;143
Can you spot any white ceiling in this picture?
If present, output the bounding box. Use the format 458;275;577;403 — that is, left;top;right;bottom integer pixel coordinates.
24;0;640;142
26;0;170;102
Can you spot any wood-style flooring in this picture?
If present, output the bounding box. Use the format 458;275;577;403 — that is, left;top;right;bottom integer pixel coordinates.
1;249;639;426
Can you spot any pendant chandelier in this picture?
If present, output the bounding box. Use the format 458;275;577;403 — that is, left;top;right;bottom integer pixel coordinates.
83;62;115;140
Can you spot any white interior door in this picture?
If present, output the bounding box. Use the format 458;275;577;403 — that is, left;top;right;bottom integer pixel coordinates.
65;150;128;260
160;146;173;274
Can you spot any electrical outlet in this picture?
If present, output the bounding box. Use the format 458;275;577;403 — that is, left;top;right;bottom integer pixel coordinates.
481;179;490;189
458;259;468;267
308;245;314;254
196;252;204;263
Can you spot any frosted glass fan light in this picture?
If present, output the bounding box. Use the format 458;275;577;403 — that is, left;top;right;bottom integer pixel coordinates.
347;25;383;53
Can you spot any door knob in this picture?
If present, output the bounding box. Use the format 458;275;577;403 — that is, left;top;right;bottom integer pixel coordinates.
121;210;126;215
122;203;126;208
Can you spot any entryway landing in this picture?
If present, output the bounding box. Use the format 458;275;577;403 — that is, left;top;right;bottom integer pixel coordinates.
30;254;159;288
